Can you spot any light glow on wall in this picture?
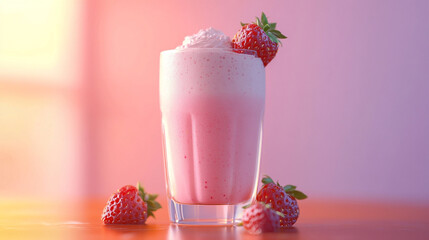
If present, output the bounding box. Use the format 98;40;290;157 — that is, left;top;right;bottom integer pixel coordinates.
0;0;80;86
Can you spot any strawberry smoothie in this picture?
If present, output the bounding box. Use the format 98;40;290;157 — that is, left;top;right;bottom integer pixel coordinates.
160;28;265;205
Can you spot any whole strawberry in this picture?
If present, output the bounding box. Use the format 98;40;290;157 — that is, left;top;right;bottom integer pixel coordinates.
256;176;307;227
242;202;283;234
232;12;287;66
101;183;161;224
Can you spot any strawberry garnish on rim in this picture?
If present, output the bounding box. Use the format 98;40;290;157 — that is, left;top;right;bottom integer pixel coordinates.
232;12;287;66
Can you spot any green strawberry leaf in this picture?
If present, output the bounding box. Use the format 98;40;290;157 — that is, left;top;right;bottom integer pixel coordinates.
137;182;162;219
255;17;262;28
149;194;158;201
242;204;251;209
289;190;308;200
240;22;248;27
266;32;279;43
263;24;270;32
283;185;297;192
261;175;274;185
269;29;287;39
261;12;269;26
137;183;146;200
153;201;162;209
269;23;277;30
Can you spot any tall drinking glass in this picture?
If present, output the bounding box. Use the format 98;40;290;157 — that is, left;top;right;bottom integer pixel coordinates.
159;48;265;225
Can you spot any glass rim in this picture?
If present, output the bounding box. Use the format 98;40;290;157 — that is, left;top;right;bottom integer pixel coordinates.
160;48;259;58
232;48;258;57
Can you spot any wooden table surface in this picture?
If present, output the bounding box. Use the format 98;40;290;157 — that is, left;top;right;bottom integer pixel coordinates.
1;198;428;240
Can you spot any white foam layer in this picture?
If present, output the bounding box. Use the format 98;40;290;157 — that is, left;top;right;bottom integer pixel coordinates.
176;28;232;49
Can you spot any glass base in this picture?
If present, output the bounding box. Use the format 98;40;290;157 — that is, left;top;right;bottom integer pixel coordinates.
167;198;250;225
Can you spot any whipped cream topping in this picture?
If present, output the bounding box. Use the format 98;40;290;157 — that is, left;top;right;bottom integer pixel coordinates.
176;27;232;49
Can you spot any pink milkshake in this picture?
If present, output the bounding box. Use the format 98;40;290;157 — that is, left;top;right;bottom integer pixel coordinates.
160;28;265;224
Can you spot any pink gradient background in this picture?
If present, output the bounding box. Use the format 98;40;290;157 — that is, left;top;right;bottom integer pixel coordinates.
0;0;428;203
